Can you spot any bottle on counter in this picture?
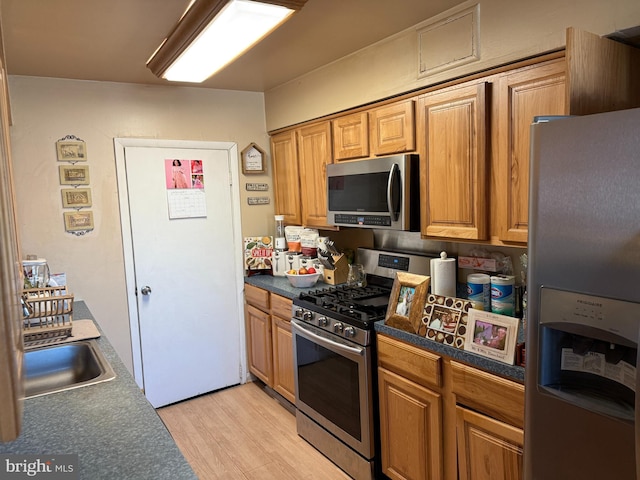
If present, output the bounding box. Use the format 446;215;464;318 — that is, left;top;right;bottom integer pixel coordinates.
275;215;286;251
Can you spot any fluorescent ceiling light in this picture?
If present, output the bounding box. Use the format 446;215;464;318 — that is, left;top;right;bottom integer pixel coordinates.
147;0;299;83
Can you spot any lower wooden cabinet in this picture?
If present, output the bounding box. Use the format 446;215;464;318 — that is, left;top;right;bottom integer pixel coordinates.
378;367;443;480
377;333;524;480
456;406;524;480
245;284;295;404
271;315;295;404
245;303;273;385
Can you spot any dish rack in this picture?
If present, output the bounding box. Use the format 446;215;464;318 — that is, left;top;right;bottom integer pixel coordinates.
21;286;74;346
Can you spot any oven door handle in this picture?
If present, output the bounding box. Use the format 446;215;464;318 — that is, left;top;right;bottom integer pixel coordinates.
291;320;365;357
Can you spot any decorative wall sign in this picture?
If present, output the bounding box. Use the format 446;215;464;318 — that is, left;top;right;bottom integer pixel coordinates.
59;165;90;185
61;188;92;208
63;211;94;233
56;135;87;162
247;196;270;205
241;143;266;174
245;183;269;191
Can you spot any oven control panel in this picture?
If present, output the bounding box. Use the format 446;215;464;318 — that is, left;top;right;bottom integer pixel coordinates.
292;307;371;346
357;247;434;280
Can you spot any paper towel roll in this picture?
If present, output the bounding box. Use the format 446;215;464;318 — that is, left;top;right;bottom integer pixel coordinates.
430;251;456;297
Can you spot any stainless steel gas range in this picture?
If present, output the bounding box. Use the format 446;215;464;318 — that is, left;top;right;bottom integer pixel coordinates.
291;248;432;480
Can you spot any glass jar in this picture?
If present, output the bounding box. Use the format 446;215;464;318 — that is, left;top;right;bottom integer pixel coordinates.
347;263;366;287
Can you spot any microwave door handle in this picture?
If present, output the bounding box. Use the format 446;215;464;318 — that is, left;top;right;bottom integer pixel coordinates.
387;163;400;221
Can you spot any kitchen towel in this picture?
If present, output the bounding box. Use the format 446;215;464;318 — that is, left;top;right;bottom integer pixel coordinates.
430;251;457;297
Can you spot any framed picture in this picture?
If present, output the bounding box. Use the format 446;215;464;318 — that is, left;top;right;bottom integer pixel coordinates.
63;211;94;232
56;140;87;161
61;188;92;208
464;309;519;365
418;294;474;349
241;143;266;174
384;272;430;334
59;165;90;185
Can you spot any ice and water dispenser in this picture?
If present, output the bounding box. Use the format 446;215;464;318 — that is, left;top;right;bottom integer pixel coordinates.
537;287;640;422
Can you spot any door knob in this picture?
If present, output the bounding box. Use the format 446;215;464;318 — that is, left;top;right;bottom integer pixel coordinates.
140;286;152;295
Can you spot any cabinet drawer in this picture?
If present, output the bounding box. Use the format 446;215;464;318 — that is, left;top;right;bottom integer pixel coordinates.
377;334;442;389
451;361;524;428
271;293;292;320
245;284;270;311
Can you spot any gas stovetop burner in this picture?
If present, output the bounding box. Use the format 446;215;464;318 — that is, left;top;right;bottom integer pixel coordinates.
294;284;392;328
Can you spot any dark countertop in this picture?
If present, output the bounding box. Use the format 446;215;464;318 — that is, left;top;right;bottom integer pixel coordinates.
0;302;197;480
245;275;525;383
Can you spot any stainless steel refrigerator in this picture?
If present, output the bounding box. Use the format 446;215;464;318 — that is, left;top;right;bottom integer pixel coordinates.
525;107;640;479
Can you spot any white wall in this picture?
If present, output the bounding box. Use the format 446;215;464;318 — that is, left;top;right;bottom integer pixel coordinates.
264;0;640;130
8;76;272;372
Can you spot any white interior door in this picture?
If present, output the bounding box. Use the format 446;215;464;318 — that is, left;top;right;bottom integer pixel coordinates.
115;139;245;408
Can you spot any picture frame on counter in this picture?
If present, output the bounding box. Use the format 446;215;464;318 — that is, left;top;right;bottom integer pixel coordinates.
59;165;90;185
464;309;519;365
61;188;92;208
384;272;430;335
418;294;473;349
56;139;87;162
63;210;94;232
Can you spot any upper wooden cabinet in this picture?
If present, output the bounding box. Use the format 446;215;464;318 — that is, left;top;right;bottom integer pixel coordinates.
270;28;639;244
332;112;369;161
271;121;333;228
417;82;489;241
566;27;640;116
369;100;416;156
494;59;566;243
271;130;302;225
297;121;332;228
332;101;416;162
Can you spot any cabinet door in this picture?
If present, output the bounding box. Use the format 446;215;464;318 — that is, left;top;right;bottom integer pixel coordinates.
332;112;369;161
245;304;273;385
369;100;416;156
378;367;443;480
418;83;488;240
271;130;302;225
456;406;524;480
297;122;332;227
496;60;565;243
566;27;640;116
271;315;295;404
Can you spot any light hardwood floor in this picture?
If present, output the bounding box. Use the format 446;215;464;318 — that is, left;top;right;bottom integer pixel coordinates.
157;381;352;480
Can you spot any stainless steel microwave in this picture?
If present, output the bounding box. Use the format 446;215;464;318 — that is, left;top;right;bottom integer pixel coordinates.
326;154;419;230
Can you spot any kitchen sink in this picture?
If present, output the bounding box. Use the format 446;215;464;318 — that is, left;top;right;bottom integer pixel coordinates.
24;339;116;398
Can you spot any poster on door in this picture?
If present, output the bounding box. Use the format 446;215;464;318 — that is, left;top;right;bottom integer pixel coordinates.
164;159;206;219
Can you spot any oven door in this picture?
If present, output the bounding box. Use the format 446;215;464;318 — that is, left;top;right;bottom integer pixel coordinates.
291;319;374;458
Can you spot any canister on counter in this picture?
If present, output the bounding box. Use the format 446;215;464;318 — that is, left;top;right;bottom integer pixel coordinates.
467;273;491;311
491;275;516;316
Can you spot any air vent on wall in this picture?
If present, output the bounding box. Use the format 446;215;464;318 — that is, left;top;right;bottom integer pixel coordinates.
417;4;480;78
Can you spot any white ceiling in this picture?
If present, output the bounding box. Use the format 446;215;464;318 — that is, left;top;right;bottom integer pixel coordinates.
1;0;465;92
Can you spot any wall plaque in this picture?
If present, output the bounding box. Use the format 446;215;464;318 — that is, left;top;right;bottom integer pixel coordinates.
247;196;270;205
245;183;269;191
